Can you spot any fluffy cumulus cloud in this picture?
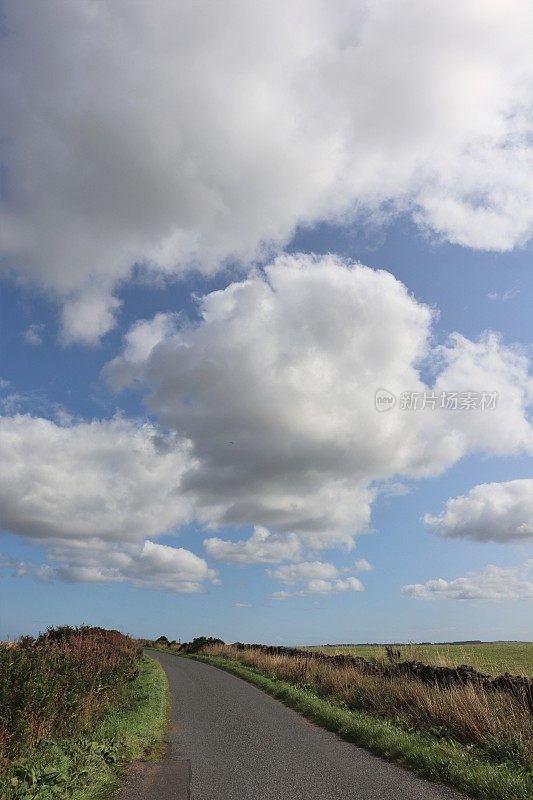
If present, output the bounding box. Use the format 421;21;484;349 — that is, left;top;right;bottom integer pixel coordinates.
0;541;217;594
268;560;365;599
3;1;533;341
402;561;533;601
204;527;303;565
273;577;364;601
424;479;533;542
0;415;218;592
353;559;373;572
0;415;193;542
105;255;533;553
268;561;340;584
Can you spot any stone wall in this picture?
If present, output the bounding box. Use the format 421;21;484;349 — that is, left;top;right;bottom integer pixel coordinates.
230;642;533;710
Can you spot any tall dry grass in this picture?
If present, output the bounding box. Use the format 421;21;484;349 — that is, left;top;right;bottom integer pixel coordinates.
0;626;140;772
204;643;533;766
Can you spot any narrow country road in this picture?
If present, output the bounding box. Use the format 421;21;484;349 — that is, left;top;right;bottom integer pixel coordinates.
118;651;466;800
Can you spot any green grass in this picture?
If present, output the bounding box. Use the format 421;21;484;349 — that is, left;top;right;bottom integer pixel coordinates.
305;642;533;676
189;653;533;800
0;655;168;800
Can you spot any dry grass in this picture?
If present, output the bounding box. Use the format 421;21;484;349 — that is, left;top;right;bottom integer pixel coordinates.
205;643;533;767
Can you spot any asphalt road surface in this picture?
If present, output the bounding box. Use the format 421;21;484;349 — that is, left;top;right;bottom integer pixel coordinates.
118;651;466;800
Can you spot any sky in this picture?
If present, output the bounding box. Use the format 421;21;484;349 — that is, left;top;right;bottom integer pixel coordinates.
0;0;532;644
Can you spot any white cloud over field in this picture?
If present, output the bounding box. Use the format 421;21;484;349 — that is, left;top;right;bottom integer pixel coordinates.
424;479;533;542
3;1;533;341
402;561;533;601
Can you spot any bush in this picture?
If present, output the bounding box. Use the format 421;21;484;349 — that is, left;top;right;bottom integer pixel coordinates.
0;626;141;773
181;636;224;654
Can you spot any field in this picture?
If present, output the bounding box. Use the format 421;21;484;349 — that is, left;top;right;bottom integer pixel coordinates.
305;642;533;676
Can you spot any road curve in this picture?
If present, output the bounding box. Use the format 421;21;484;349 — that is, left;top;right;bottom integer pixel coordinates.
119;651;466;800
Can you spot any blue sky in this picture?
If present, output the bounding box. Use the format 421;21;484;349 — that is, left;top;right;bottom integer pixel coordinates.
1;1;532;643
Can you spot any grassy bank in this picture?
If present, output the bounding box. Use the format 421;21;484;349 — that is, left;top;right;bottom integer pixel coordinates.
0;626;141;765
0;655;167;800
0;627;168;800
190;648;532;800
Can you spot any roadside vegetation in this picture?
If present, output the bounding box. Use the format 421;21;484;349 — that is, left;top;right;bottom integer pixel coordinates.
0;626;167;800
186;642;532;800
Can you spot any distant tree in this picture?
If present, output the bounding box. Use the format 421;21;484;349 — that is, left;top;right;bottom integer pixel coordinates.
155;635;170;647
182;636;224;653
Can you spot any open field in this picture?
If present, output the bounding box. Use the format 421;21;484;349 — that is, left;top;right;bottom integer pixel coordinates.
193;642;533;800
305;642;533;676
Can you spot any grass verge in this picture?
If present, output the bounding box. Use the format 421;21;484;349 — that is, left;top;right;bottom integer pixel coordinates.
189;653;532;800
0;655;168;800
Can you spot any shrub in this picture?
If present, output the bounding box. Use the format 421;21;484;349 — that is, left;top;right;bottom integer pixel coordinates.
0;625;140;773
181;636;224;654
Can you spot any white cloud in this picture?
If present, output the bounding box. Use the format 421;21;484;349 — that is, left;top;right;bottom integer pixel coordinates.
233;602;252;608
204;526;302;564
402;561;533;601
60;291;122;346
23;323;45;346
273;576;364;600
376;481;411;498
0;540;218;594
0;415;193;544
0;415;219;592
268;561;339;584
269;559;365;599
104;312;181;390
353;559;373;572
0;555;55;582
106;255;533;550
3;1;533;341
424;479;533;543
432;333;533;456
308;577;364;594
488;287;520;302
